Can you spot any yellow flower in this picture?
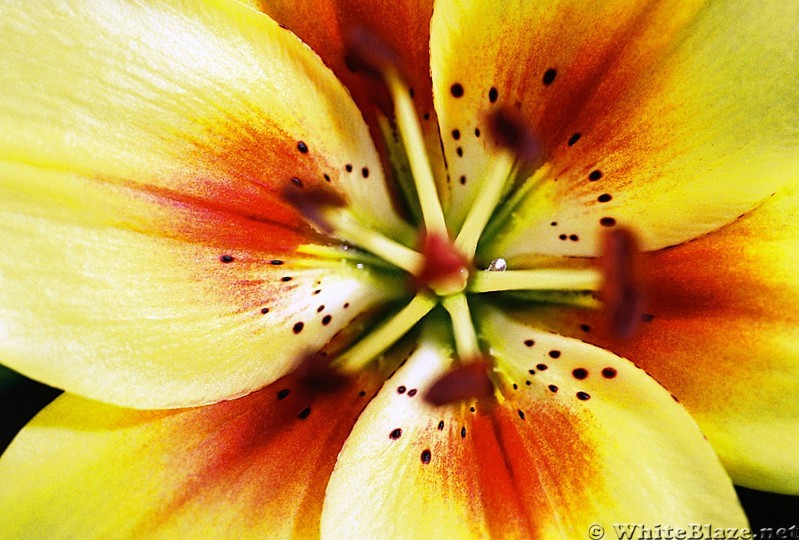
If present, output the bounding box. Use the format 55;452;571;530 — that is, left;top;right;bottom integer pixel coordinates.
0;0;797;536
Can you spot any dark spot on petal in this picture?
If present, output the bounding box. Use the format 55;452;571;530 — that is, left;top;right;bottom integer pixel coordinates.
359;390;366;397
437;420;445;430
474;128;481;137
470;406;475;412
513;383;518;390
549;350;561;359
361;167;370;178
277;388;290;400
423;112;430;121
568;132;582;146
459;175;467;185
548;384;559;393
293;322;304;334
297;141;309;154
488;86;499;103
344;302;350;308
323;173;331;182
572;368;589;380
290;177;303;188
589;170;603;181
407;388;418;397
450;83;464;97
641;313;655;322
281;276;293;282
528;369;535;375
270;259;284;265
397;385;406;394
460;426;466;438
536;364;548;371
580;324;591;332
576;391;591;401
297;406;312;419
452;129;461;140
598;193;612;203
602;367;618;379
559;234;567;240
456;147;463;157
322;314;332;325
313;289;322;295
525;380;531;386
542;68;557;85
389;428;402;440
421;449;432;464
518;409;526;420
345;164;353;172
219;255;234;263
569;234;579;241
409;87;415;99
600;217;617;227
524;339;535;347
550;221;558;227
317;305;325;312
260;307;270;314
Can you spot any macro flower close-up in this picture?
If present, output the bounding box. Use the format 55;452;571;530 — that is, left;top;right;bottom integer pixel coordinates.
1;0;798;537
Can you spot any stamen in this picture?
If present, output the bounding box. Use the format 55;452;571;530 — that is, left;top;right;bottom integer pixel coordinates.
468;268;602;293
382;66;448;237
323;208;424;274
456;108;540;258
334;292;437;372
454;151;515;259
441;293;480;359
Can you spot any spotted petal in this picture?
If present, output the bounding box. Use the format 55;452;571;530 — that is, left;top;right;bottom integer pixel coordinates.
0;369;381;537
527;184;799;494
0;0;405;408
431;0;799;258
321;316;746;537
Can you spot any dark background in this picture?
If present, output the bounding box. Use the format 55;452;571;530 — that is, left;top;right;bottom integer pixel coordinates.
1;370;797;526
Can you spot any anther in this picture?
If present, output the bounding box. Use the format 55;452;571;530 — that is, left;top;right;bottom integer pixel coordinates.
424;359;494;406
601;227;647;339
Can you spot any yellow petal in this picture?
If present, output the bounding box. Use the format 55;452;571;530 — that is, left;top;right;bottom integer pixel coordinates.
0;160;399;409
430;0;799;258
0;370;382;537
322;315;746;537
530;184;799;494
0;0;414;407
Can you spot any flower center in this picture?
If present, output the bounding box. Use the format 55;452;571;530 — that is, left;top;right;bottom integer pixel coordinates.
285;65;617;393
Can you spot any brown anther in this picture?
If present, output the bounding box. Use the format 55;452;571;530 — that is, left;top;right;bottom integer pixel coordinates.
343;24;400;79
281;186;346;234
416;233;469;295
293;352;350;395
424;359;494;406
600;227;648;339
487;107;539;164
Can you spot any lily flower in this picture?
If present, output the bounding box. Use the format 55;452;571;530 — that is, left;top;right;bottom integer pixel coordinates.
0;0;797;536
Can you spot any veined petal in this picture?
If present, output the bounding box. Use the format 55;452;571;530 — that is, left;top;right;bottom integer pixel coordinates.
0;161;399;408
530;184;799;494
255;0;451;222
431;0;799;258
1;0;407;239
0;0;410;408
0;370;381;537
322;315;745;537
